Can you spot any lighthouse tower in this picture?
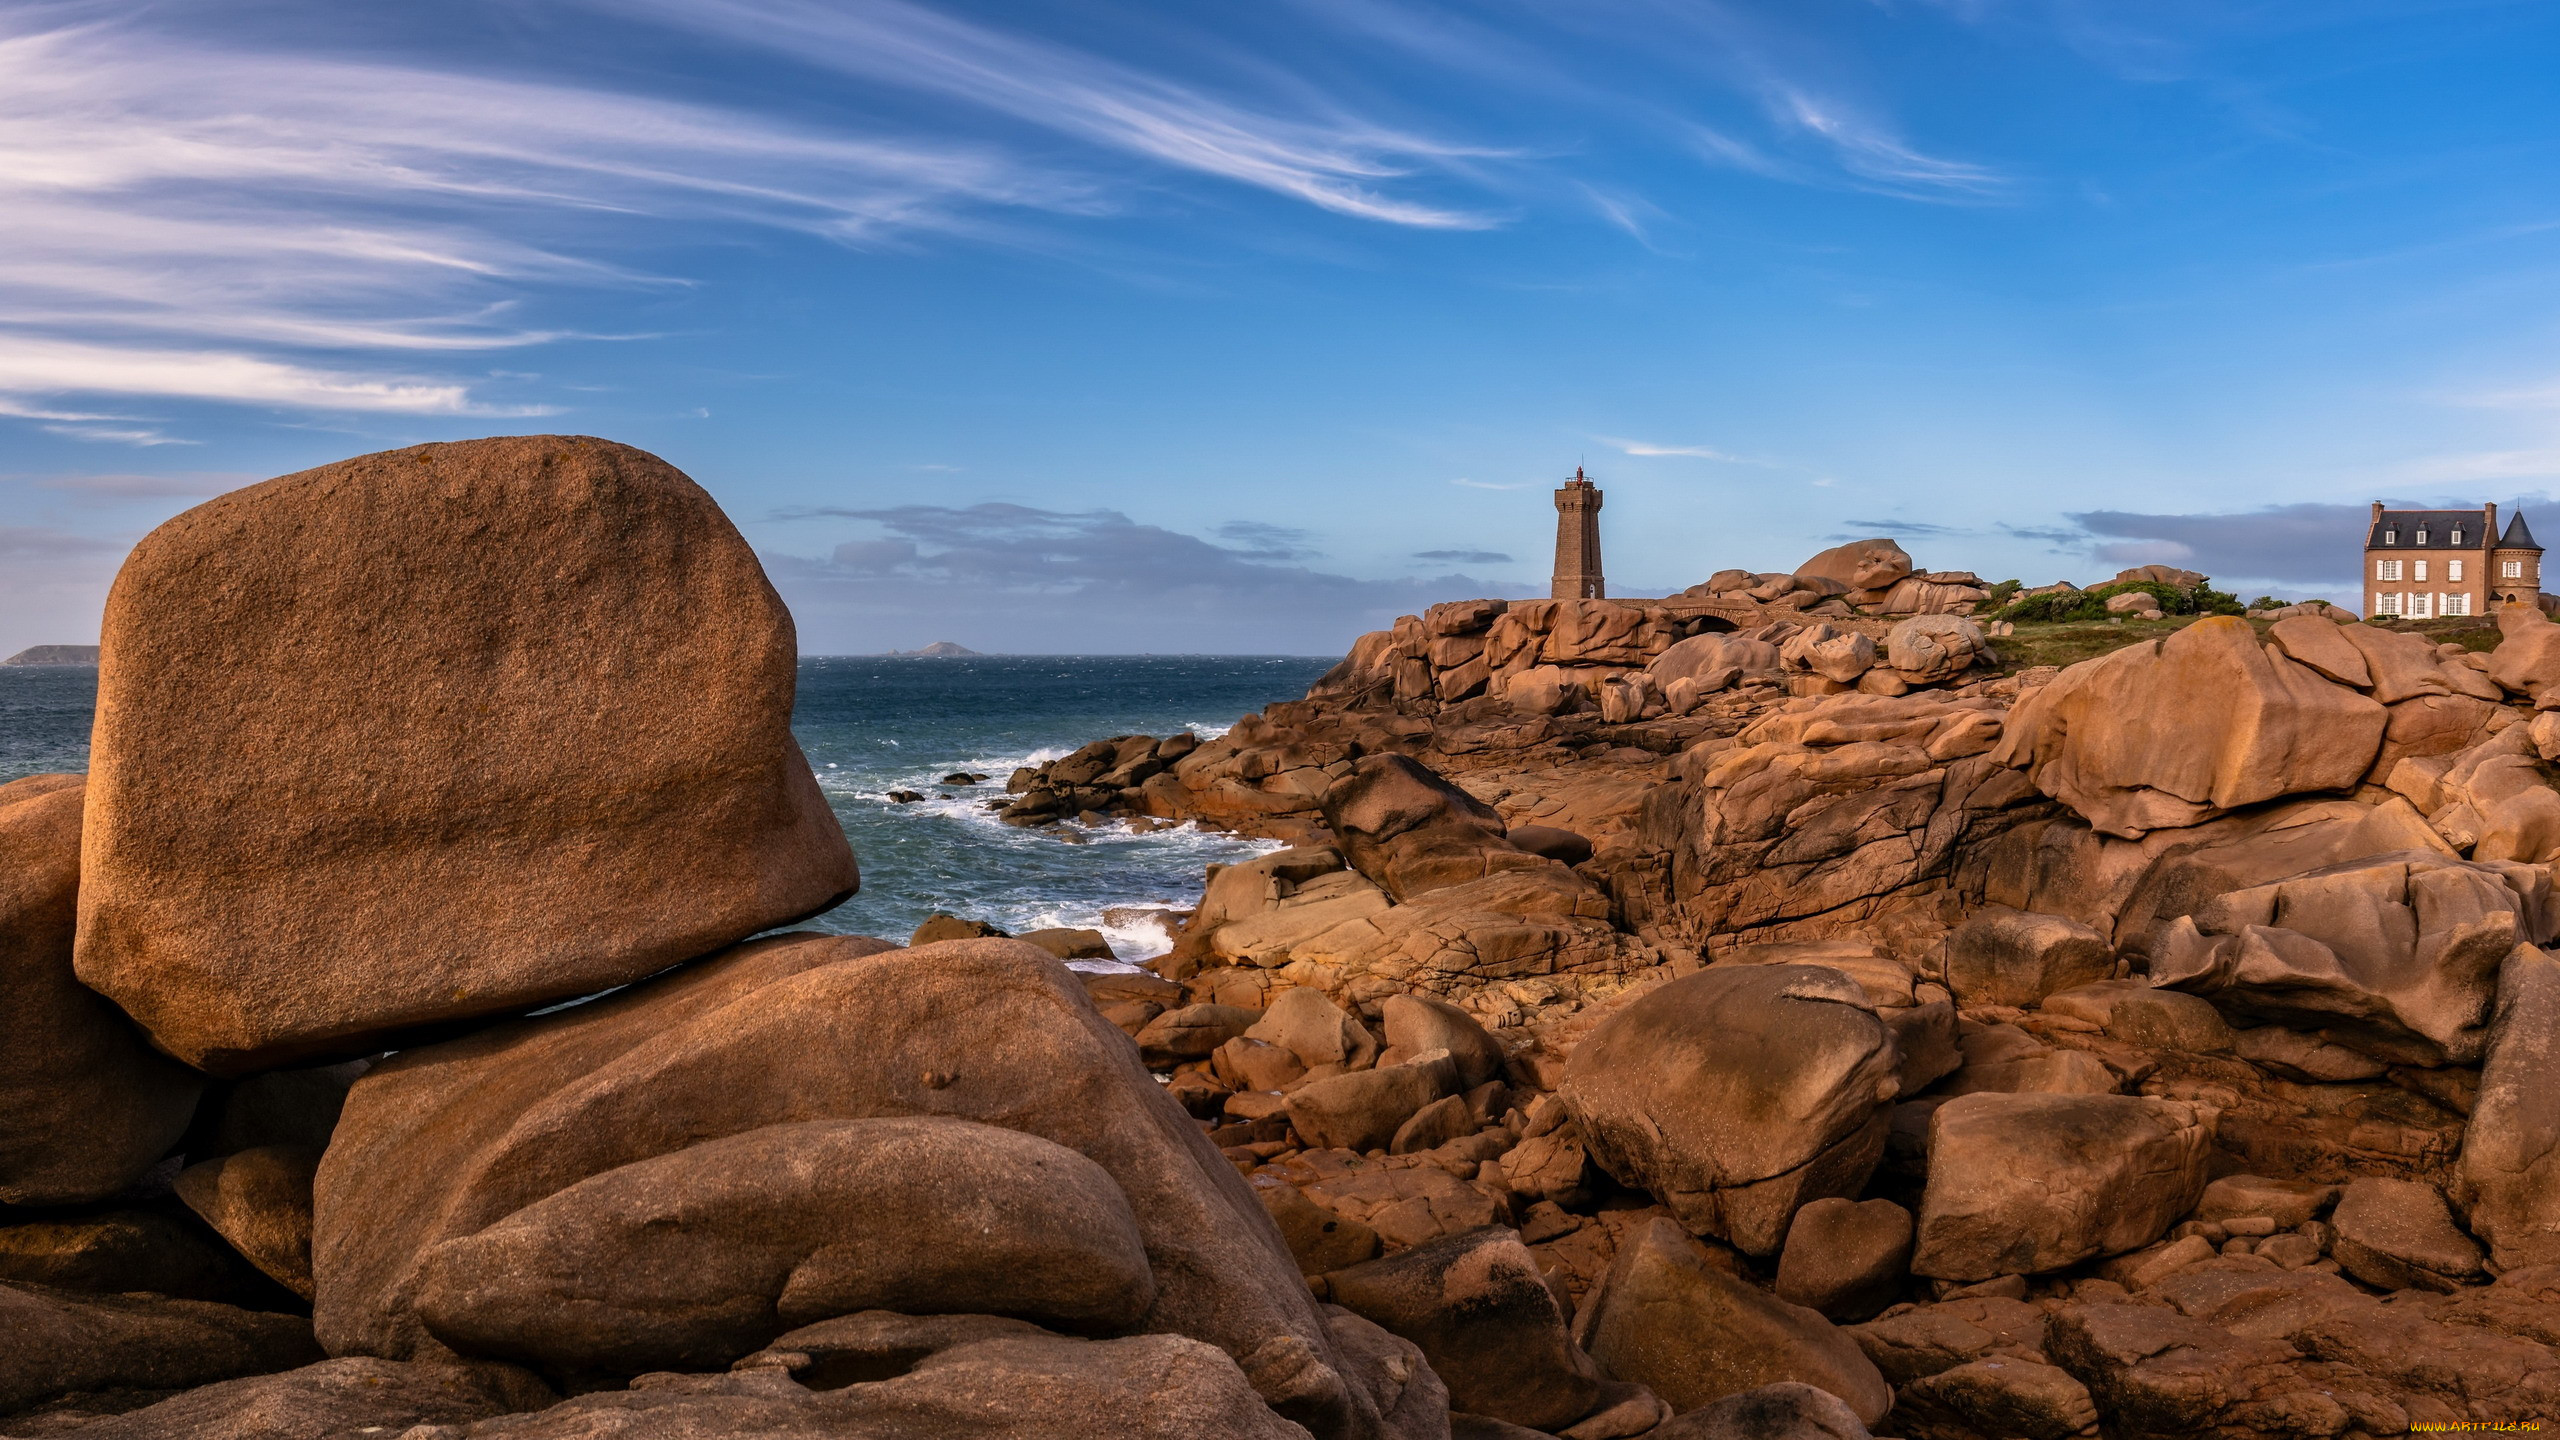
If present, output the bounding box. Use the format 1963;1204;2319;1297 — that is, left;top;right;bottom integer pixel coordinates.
1551;468;1604;600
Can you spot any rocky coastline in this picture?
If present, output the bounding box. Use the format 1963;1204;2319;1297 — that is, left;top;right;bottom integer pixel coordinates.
5;435;2559;1439
988;534;2560;1434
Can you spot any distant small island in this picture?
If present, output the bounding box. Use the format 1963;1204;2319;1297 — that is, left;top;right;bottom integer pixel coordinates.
880;641;983;657
2;646;101;666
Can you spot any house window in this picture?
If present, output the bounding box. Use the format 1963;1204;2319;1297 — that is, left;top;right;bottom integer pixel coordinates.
2375;593;2402;615
2384;529;2399;545
2453;529;2465;545
2446;593;2472;616
2449;559;2465;582
2409;593;2433;619
2417;529;2429;544
2505;560;2525;579
2378;559;2403;581
2415;560;2430;582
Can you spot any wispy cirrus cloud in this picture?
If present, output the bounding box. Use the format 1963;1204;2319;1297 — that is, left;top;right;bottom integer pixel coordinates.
600;0;1505;230
0;4;1521;437
0;14;1094;429
1760;86;2012;203
1601;436;1767;463
43;424;194;446
0;335;538;418
1295;0;2010;209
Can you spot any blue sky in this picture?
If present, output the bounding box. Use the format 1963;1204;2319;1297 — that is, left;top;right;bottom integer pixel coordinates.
7;0;2560;654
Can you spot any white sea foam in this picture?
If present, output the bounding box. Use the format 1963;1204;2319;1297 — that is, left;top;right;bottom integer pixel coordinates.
781;656;1333;957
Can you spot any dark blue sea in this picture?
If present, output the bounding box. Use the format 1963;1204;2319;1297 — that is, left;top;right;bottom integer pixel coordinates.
0;656;1333;963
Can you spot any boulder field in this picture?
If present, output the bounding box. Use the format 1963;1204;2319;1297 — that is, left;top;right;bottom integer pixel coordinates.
8;436;2560;1438
994;587;2560;1433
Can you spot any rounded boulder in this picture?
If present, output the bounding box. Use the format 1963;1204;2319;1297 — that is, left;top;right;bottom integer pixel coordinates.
73;436;858;1074
1558;965;1901;1257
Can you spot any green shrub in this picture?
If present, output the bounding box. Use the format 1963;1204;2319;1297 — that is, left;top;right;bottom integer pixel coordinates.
1991;578;2243;625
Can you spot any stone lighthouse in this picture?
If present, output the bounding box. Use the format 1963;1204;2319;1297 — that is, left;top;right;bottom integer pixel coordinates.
1551;467;1604;600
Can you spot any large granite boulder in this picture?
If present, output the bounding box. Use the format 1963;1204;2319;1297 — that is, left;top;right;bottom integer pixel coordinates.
1320;1226;1604;1431
0;1208;271;1304
1249;987;1380;1072
1377;994;1504;1088
1797;539;1914;597
73;436;858;1074
175;1144;321;1299
1911;1093;2215;1281
1286;1053;1460;1154
2460;943;2560;1268
1559;965;1901;1257
1942;908;2112;1008
0;775;203;1205
1538;600;1652;666
1781;626;1877;686
1649;634;1781;695
1990;617;2388;838
2328;1177;2484;1292
2489;601;2560;708
411;1119;1156;1373
1890;1356;2098;1440
433;1325;1414;1438
1775;1198;1913;1322
1651;1382;1875;1439
0;1281;322;1414
1575;1217;1891;1426
2147;850;2553;1065
312;934;1429;1440
1320;753;1556;902
23;1357;553;1440
1883;615;1989;685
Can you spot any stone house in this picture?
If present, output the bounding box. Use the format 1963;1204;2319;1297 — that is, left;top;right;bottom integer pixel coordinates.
2363;502;2541;619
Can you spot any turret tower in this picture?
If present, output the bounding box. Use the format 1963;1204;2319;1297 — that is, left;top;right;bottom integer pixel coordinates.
2493;507;2544;607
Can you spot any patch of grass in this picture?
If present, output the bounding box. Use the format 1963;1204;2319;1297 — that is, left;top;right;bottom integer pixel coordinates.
1989;611;2513;675
1989;614;2245;673
2365;617;2502;652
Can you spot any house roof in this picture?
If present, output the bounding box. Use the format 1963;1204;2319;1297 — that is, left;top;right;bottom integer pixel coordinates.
2367;509;2488;550
2501;510;2543;553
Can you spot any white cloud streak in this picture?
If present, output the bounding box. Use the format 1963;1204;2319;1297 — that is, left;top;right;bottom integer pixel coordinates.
0;15;1094;424
42;424;194;446
0;336;541;417
1763;87;2011;202
1601;436;1782;465
0;5;1516;431
596;0;1502;229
